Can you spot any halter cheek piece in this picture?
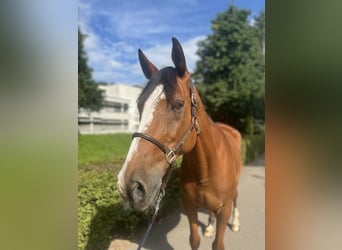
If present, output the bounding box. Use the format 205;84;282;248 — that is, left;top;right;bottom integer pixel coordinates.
134;80;200;250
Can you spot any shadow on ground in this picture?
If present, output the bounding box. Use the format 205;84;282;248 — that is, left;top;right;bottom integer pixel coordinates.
135;209;182;250
84;203;182;250
104;208;182;250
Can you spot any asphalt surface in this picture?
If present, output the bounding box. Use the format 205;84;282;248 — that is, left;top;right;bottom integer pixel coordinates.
110;155;265;250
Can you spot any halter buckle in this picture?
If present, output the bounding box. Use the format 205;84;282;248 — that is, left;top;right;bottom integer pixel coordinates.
191;117;201;136
165;150;177;165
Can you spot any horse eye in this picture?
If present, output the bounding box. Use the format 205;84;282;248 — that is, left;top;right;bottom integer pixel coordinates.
173;100;184;110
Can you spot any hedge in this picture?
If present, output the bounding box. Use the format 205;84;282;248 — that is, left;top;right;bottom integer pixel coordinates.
78;163;181;250
241;134;265;164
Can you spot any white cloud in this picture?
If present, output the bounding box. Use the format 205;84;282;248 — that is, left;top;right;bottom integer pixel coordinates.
78;2;139;83
84;34;205;84
181;36;206;72
78;0;207;84
109;60;124;69
114;10;172;39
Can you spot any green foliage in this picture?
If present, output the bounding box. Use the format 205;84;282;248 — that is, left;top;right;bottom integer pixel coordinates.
78;164;182;250
194;5;265;134
241;134;265;164
78;134;132;166
78;166;144;250
78;28;104;111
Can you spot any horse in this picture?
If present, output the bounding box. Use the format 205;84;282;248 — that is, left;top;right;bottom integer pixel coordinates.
117;37;242;250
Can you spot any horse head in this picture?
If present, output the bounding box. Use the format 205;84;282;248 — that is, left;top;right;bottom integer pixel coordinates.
117;38;199;211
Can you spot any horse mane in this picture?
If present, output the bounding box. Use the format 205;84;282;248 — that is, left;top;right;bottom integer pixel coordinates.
137;66;179;115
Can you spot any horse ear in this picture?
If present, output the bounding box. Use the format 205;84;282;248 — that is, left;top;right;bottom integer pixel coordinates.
171;37;187;77
138;49;158;79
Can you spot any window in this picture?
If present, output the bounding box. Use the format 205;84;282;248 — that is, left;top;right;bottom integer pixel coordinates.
113;103;122;113
123;104;129;113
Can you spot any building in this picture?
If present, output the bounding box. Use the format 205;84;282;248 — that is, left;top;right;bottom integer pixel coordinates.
78;84;143;134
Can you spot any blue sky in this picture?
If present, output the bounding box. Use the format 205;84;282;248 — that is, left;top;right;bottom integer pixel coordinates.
79;0;264;85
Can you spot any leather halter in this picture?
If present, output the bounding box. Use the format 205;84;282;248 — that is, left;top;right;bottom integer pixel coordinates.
134;80;200;250
132;79;200;167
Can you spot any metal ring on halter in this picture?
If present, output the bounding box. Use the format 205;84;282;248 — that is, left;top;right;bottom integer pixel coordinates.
191;93;197;107
165;150;177;165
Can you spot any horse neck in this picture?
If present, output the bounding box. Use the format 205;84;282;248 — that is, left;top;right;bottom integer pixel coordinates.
185;89;216;184
194;87;214;143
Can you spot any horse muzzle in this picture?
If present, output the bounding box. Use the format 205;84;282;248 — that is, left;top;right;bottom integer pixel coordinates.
117;174;162;212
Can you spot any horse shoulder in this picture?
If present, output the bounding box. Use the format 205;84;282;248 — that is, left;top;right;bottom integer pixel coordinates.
213;122;243;178
214;122;241;150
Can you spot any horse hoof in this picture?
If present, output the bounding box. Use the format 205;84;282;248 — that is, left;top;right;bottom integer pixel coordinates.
204;225;215;238
231;224;240;232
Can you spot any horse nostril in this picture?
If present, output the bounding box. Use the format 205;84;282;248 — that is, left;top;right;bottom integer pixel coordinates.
130;182;146;202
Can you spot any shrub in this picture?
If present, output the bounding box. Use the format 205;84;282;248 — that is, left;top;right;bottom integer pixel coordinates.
241;134;265;164
78;163;181;250
78;165;145;250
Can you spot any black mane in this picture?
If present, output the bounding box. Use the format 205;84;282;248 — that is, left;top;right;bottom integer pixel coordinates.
137;66;179;115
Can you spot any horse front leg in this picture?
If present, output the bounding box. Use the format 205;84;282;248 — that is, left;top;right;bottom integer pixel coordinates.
183;201;200;250
231;196;240;232
212;202;232;250
204;211;215;238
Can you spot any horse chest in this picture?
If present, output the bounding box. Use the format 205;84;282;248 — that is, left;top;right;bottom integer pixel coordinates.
181;181;224;212
196;186;223;210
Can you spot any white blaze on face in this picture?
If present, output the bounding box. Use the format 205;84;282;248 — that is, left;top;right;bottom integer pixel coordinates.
117;84;166;185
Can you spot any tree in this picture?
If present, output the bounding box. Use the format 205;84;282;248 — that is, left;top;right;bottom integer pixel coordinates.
78;28;103;112
193;5;265;134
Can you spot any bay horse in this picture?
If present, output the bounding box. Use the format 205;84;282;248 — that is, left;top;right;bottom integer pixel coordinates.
117;37;242;250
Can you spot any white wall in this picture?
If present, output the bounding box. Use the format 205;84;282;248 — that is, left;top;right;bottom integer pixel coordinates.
78;84;142;134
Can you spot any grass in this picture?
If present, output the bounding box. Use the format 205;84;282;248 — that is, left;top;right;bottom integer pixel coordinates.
78;133;132;166
78;133;265;166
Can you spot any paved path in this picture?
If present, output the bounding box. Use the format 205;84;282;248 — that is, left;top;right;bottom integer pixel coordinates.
110;156;265;250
